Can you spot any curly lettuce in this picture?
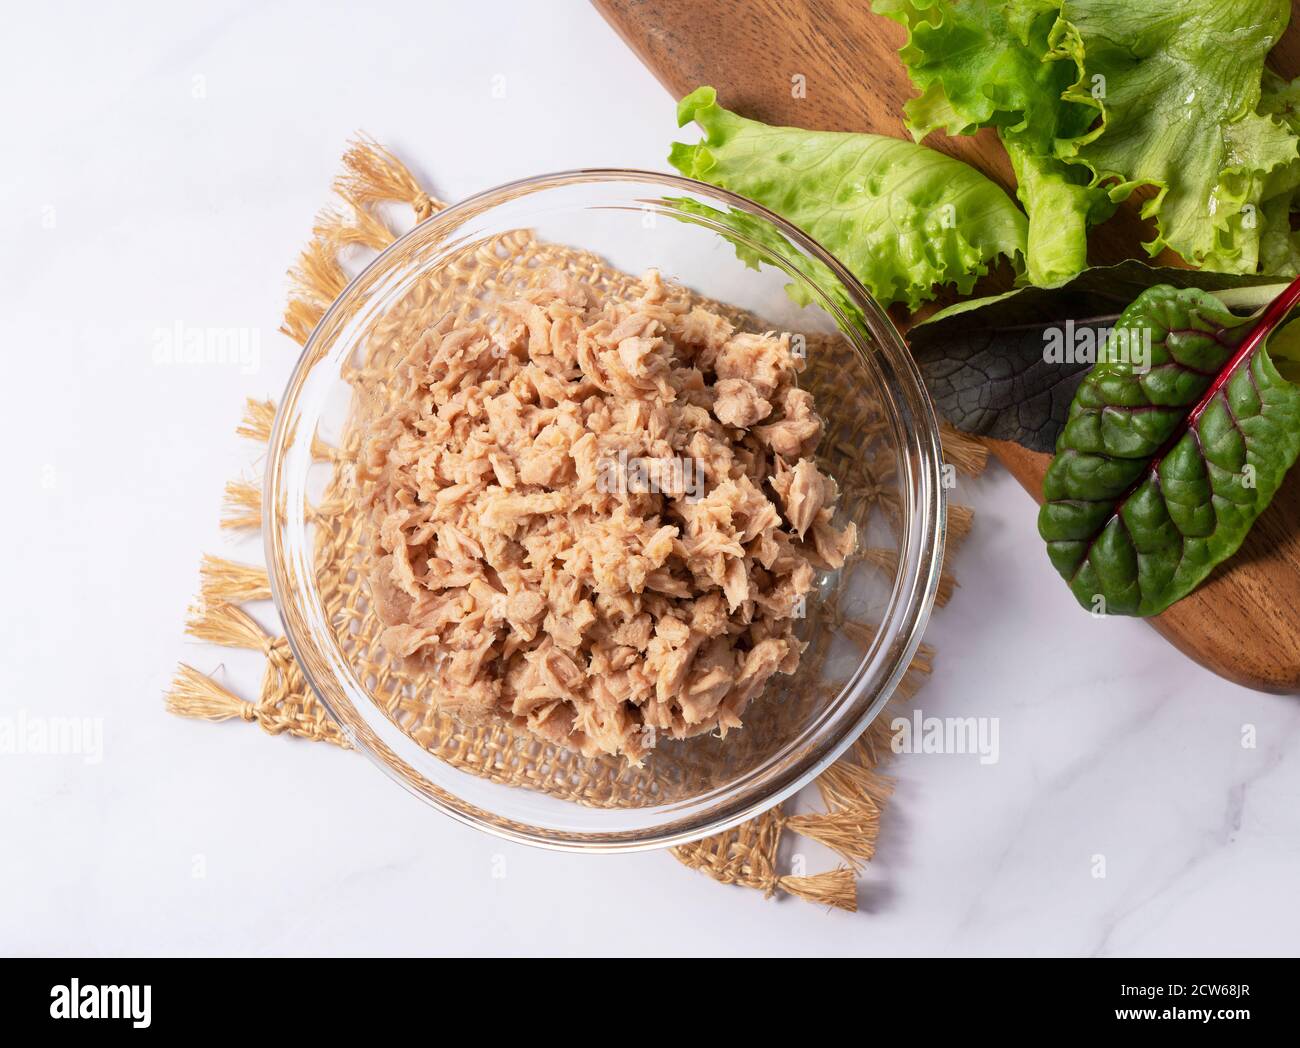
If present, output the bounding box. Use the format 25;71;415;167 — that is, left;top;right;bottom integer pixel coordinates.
668;86;1028;310
875;0;1300;280
874;0;1111;286
1251;71;1300;276
1058;0;1298;274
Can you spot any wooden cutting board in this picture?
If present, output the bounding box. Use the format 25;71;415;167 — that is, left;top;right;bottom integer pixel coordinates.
596;0;1300;693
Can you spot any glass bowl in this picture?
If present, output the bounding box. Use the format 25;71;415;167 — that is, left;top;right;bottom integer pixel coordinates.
265;170;945;852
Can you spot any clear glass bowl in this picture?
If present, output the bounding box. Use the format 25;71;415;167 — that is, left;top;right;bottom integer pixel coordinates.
265;170;945;852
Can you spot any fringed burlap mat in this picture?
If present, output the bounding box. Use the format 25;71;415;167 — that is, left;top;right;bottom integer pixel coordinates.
166;138;987;912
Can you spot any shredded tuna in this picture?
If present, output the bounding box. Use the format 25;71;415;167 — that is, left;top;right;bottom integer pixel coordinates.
771;457;829;540
713;378;772;428
360;269;855;762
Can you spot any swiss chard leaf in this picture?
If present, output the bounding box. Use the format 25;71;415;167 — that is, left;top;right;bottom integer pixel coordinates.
1038;278;1300;616
908;262;1286;452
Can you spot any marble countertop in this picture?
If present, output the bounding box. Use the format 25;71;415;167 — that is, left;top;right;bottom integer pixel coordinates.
2;0;1297;957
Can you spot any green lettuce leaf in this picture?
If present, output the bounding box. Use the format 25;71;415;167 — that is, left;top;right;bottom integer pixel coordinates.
871;0;1068;138
1057;0;1298;273
1039;283;1300;615
876;1;1300;279
1256;71;1300;276
668;86;1029;310
873;0;1111;286
1003;138;1113;287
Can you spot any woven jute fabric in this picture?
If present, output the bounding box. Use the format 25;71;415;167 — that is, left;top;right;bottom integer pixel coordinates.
167;138;986;912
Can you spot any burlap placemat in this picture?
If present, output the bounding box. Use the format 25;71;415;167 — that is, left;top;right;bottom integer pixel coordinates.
166;139;985;912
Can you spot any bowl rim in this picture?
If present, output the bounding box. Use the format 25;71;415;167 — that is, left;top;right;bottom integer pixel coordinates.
265;167;946;852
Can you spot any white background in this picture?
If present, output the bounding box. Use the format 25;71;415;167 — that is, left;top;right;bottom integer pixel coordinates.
2;0;1298;957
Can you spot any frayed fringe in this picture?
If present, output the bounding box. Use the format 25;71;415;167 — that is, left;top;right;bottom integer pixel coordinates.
283;237;348;331
907;640;935;677
236;398;277;444
786;809;881;867
942;503;975;577
166;663;347;747
280;136;431;347
852;635;932;764
776;867;858;912
199;554;271;604
940;423;989;476
946;502;974;551
816;758;896;813
859;710;905;765
316;200;397;251
281;297;326;346
221;479;261;530
840;619;934;698
185;601;273;653
863;547;957;607
165;664;256;723
907;640;935;679
335;135;444;220
176;588;345;746
239;394;331;464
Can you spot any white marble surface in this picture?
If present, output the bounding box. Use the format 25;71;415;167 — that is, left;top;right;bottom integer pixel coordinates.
2;0;1298;958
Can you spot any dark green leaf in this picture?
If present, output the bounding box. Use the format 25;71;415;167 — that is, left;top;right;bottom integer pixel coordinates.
909;262;1287;452
1038;280;1300;616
